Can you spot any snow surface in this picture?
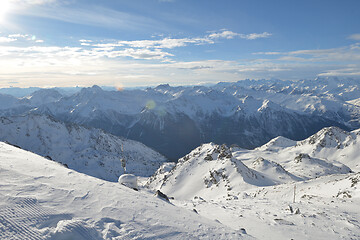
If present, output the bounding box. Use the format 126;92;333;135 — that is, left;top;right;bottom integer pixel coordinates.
0;142;251;239
0;114;167;181
147;127;360;239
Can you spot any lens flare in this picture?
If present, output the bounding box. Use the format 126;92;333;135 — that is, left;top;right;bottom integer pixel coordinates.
0;1;11;23
116;84;124;91
146;100;156;110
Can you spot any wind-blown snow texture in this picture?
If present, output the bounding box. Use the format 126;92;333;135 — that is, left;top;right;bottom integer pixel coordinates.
0;142;250;239
0;76;359;159
0;114;167;181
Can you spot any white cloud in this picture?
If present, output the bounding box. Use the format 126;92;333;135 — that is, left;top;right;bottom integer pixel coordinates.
106;48;173;60
253;51;281;55
13;4;164;31
85;30;271;61
208;30;272;40
0;37;17;43
2;31;359;88
208;30;239;39
10;0;56;5
348;34;360;41
8;34;28;38
240;32;272;40
117;37;213;49
79;39;93;43
255;43;360;63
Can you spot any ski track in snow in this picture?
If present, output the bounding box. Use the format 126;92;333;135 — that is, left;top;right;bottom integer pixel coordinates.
0;142;249;240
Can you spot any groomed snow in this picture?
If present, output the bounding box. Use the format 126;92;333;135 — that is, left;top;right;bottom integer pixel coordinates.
0;142;251;239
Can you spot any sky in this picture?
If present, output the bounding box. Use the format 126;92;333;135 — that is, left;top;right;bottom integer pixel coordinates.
0;0;359;88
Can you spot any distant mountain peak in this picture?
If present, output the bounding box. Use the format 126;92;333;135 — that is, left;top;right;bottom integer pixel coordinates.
301;126;352;150
79;85;104;95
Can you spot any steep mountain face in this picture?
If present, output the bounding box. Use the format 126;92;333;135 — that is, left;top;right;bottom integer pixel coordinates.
126;111;201;160
0;114;167;181
25;88;63;106
0;93;29;110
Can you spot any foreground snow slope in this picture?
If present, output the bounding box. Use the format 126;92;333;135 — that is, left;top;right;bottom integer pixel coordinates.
0;142;251;239
0;114;167;181
174;172;360;240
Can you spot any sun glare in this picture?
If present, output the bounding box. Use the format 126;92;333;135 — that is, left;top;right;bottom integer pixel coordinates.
0;0;12;23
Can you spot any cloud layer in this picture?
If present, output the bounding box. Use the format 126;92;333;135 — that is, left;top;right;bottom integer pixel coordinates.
0;30;359;88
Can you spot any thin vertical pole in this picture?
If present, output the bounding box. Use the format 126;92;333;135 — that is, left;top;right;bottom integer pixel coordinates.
293;184;296;203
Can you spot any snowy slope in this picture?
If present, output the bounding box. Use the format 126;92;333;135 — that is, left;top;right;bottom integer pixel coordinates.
148;127;355;200
234;127;355;178
0;114;167;181
252;126;360;172
147;126;358;201
147;143;279;200
0;93;29;110
0;142;251;239
146;127;360;239
24;88;63;106
173;172;360;240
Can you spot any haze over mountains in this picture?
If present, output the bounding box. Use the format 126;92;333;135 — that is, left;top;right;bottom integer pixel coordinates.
0;76;359;160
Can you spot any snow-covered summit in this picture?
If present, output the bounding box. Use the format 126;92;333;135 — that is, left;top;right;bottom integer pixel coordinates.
25;88;63;106
298;126;353;150
257;136;297;152
147;143;275;200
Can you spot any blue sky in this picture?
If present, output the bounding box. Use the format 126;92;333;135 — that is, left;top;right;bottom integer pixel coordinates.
0;0;359;87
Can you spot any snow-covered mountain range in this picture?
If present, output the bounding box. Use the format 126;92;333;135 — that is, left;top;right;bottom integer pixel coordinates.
0;77;360;239
148;126;358;199
0;114;167;181
2;124;359;239
1;76;359;160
